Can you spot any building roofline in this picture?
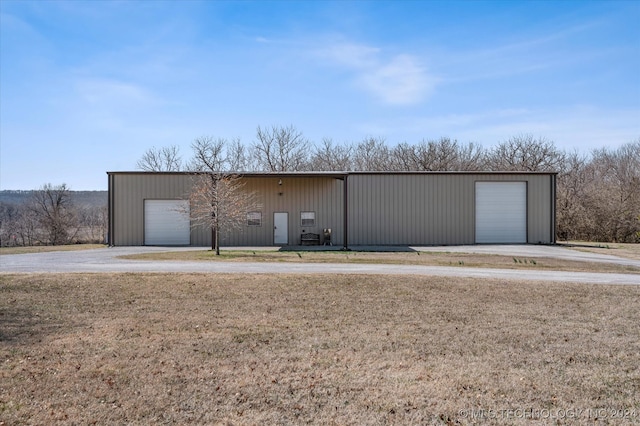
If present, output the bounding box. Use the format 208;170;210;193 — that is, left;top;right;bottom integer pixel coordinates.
107;170;557;177
106;171;349;179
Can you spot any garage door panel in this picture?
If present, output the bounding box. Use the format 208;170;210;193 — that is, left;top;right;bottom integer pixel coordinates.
144;200;190;245
476;182;526;243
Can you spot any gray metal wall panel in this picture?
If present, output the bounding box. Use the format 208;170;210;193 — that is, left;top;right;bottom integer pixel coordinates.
347;174;553;245
525;175;553;244
347;174;474;245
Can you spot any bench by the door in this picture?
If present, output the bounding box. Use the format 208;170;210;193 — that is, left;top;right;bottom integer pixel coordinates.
300;232;321;245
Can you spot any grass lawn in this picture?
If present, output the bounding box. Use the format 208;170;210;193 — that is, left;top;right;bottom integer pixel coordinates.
562;241;640;261
0;244;106;255
1;273;639;424
120;249;640;274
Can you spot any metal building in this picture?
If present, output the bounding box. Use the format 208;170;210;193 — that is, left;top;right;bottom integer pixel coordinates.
107;171;556;247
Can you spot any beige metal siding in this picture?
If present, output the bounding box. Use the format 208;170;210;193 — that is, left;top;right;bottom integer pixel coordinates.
110;173;344;246
109;172;553;247
347;173;553;245
223;177;344;246
110;173;210;246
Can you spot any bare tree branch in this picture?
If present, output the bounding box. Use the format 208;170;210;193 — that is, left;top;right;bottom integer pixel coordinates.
353;137;391;171
28;183;79;245
486;135;564;172
186;173;260;254
309;138;354;171
227;137;253;171
137;145;183;171
253;125;310;171
189;136;227;172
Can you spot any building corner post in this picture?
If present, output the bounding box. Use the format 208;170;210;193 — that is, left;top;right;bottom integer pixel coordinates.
343;174;349;251
107;172;114;247
551;173;557;244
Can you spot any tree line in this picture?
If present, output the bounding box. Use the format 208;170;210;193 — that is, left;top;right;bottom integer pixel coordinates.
139;126;639;244
0;184;107;246
1;126;637;246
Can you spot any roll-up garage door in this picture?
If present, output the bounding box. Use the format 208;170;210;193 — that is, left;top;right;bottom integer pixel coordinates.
475;182;527;243
144;200;190;245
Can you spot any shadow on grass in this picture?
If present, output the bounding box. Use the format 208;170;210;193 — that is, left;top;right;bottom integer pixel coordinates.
0;304;64;344
0;279;70;344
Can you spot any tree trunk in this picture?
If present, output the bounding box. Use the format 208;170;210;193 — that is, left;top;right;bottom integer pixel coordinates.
215;226;220;256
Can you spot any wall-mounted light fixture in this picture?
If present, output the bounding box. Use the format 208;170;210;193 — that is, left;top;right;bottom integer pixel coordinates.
278;178;282;186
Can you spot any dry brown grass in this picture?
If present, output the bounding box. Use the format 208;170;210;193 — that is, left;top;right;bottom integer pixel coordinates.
121;249;640;274
1;273;639;425
562;242;640;261
0;244;106;255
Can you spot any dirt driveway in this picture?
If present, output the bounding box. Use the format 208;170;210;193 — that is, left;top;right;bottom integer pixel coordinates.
1;245;639;285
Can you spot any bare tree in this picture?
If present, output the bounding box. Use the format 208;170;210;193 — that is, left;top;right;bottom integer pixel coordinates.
188;136;227;172
390;138;486;171
227;137;253;171
77;205;108;244
556;151;591;241
29;183;79;245
353;137;391;171
187;173;259;254
487;135;564;172
456;141;487;171
137;145;183;171
416;137;458;170
388;142;416;171
0;203;20;246
253;125;310;171
185;136;261;253
309;138;354;171
586;141;640;242
0;202;42;247
14;206;38;246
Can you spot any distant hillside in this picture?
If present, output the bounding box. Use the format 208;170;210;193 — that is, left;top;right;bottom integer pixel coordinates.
0;190;108;208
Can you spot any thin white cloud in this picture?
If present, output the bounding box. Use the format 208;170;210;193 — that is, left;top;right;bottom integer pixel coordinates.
316;41;436;106
75;78;156;105
356;106;640;151
359;54;434;105
442;21;610;83
317;42;379;68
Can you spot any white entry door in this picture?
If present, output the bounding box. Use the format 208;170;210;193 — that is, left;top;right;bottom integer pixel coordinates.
273;212;288;245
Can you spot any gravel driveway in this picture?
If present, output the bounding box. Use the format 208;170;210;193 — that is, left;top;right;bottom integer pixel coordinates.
1;245;639;285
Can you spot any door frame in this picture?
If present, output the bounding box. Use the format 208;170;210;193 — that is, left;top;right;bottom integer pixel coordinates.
273;212;288;245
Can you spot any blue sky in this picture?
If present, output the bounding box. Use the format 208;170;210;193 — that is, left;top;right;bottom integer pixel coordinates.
1;0;638;190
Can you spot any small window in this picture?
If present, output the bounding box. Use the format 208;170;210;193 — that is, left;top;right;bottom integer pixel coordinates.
301;211;315;227
247;211;262;226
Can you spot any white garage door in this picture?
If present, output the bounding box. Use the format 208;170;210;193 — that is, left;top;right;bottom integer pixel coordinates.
475;182;527;243
144;200;190;245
